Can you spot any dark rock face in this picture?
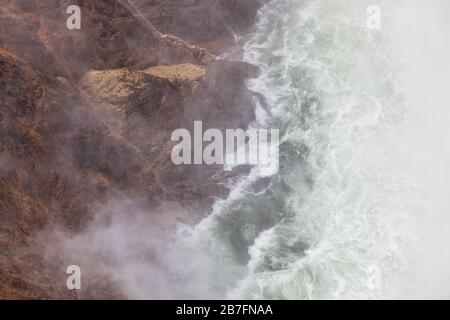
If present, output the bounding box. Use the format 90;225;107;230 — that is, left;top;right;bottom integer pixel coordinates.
128;0;265;53
0;0;193;80
0;50;116;299
0;0;264;298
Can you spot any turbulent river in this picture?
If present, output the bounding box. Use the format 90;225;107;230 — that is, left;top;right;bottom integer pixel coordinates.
160;0;450;299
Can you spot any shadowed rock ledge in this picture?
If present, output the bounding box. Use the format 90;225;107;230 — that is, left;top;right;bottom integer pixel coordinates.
0;0;265;298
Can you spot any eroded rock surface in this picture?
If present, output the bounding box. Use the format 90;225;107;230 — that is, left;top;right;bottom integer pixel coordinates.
0;0;263;299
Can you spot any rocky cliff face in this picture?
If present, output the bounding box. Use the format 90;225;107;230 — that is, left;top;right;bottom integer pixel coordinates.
0;0;264;299
127;0;263;54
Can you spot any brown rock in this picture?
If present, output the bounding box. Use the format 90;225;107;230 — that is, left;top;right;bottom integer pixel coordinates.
0;0;263;299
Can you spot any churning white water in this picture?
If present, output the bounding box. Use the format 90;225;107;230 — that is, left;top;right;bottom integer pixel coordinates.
162;0;450;299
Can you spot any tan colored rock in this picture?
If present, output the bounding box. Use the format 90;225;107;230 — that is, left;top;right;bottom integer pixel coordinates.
144;63;206;82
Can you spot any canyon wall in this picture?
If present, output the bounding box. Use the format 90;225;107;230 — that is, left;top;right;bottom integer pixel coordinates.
0;0;264;299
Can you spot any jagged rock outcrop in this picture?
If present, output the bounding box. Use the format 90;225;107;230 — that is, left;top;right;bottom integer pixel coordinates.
0;0;264;299
76;61;257;211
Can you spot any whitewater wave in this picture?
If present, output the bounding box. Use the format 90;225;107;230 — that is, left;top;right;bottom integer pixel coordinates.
163;0;450;299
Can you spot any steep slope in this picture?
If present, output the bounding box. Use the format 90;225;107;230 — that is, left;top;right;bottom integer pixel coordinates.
0;0;263;298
